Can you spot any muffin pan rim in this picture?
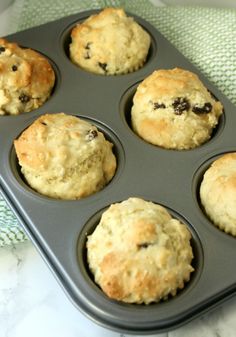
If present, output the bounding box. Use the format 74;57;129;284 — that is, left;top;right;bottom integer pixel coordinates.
76;199;204;302
8;113;126;202
119;81;226;151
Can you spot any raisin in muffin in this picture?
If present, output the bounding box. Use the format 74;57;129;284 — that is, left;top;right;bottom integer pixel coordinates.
87;197;194;304
200;153;236;237
14;113;116;199
0;38;55;115
69;8;151;75
131;68;223;150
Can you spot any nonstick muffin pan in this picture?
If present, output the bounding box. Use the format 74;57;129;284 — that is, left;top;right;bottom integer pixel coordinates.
0;9;236;335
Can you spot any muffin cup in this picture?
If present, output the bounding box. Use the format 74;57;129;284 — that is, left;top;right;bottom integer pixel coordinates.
61;11;157;76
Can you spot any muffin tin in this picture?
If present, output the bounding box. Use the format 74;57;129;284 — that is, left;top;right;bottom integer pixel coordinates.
0;9;235;335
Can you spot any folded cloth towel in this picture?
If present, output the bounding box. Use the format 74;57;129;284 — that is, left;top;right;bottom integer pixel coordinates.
0;195;28;246
0;0;235;246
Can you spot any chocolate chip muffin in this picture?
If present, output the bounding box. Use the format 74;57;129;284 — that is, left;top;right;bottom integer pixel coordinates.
200;153;236;237
14;113;116;199
87;197;194;304
131;68;223;150
69;8;151;75
0;38;55;115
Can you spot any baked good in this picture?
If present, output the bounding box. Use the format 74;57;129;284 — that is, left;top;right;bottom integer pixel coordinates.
87;197;194;304
0;38;55;115
14;113;116;199
131;68;223;150
69;8;151;75
200;152;236;237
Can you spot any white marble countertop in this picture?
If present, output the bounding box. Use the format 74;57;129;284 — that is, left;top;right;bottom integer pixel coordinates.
1;241;236;337
0;1;236;337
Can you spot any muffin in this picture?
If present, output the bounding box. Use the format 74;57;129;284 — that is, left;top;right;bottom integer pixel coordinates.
69;8;151;75
200;153;236;237
131;68;223;150
87;197;194;304
14;113;116;199
0;38;55;116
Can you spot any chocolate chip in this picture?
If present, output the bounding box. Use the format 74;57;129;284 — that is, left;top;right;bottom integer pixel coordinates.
84;43;92;59
0;46;5;53
84;52;90;60
12;65;18;71
98;62;107;73
153;102;166;109
40;122;47;125
85;42;92;50
137;242;154;249
172;97;190;115
86;129;98;141
19;93;30;103
138;243;149;249
192;102;213;114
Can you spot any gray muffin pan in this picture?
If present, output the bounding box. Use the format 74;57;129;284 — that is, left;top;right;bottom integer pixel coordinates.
0;9;235;335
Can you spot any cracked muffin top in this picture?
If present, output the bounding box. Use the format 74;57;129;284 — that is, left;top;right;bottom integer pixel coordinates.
14;113;116;199
131;68;223;150
87;197;194;304
0;38;55;115
69;8;151;75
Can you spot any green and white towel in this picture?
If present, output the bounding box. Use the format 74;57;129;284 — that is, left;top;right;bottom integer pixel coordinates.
0;0;236;246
